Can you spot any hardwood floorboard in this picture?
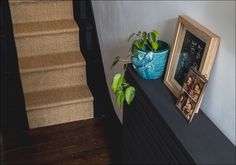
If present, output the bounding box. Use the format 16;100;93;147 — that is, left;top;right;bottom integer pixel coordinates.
61;147;112;164
1;119;112;164
2;132;107;162
2;119;104;152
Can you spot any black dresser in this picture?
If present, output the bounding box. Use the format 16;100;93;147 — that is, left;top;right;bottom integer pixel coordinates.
122;66;235;164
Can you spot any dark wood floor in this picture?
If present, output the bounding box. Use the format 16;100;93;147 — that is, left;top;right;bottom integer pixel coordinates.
1;119;115;164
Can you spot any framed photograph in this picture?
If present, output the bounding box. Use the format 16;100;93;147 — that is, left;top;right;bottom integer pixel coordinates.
176;67;207;123
164;15;220;97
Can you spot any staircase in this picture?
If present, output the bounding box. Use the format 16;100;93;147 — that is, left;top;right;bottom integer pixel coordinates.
9;0;94;128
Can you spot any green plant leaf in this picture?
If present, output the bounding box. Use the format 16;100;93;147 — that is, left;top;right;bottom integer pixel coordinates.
116;90;125;108
151;42;158;51
148;32;156;42
148;33;153;43
153;30;159;38
111;73;124;93
142;31;147;39
137;31;141;36
133;40;140;49
140;40;146;51
125;86;135;105
148;32;158;51
151;32;157;42
143;40;148;45
131;44;138;55
128;33;135;42
111;56;120;69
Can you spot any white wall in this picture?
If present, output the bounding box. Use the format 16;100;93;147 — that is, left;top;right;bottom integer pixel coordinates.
92;1;235;145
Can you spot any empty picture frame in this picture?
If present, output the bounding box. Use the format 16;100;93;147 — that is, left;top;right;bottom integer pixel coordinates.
164;15;220;97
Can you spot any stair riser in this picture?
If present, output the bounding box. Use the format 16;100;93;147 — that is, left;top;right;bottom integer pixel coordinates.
10;1;73;24
15;32;80;57
21;66;87;93
27;101;94;128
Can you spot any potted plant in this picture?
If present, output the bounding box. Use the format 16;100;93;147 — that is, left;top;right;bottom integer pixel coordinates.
111;30;169;108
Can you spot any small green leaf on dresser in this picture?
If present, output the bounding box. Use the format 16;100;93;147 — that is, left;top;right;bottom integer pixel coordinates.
111;73;124;93
116;90;125;108
125;86;135;105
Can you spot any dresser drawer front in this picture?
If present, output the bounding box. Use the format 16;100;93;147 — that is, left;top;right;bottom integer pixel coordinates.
122;84;193;164
135;89;193;164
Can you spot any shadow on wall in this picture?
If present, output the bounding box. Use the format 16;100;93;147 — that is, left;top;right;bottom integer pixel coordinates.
105;39;130;73
160;18;178;45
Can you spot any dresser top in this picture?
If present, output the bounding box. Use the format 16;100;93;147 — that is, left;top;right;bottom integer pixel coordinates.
127;66;235;164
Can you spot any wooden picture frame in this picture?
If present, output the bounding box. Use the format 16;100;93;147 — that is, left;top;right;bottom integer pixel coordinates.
164;15;220;97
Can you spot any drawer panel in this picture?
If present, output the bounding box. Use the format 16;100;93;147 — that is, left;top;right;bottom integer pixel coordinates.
135;88;193;164
123;96;177;164
133;94;178;164
123;102;157;164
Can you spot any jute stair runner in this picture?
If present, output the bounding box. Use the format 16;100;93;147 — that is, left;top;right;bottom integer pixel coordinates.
9;0;94;128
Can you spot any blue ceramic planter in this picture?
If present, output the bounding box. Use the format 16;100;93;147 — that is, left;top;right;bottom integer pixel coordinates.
131;40;169;79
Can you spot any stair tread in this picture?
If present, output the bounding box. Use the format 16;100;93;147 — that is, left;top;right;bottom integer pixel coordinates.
13;19;79;37
25;85;93;111
19;51;85;73
9;0;71;4
9;0;42;4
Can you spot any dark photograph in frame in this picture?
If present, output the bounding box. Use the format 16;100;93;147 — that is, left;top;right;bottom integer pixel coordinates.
174;30;206;86
164;15;220;97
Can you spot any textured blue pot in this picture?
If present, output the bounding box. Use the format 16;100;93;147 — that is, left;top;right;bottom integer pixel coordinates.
131;40;169;79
